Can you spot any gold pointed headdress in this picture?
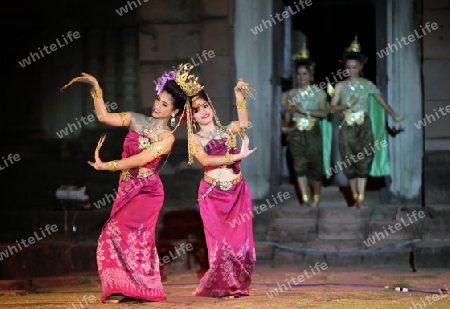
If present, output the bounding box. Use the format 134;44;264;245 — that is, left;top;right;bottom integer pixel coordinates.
345;35;362;53
291;42;315;74
291;42;310;62
342;34;367;64
175;63;204;97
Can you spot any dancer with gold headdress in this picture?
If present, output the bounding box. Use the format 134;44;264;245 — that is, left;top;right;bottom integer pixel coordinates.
60;64;201;303
282;44;330;207
184;79;257;298
330;36;404;208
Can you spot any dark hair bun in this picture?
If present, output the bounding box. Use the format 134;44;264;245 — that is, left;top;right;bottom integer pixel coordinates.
163;80;188;113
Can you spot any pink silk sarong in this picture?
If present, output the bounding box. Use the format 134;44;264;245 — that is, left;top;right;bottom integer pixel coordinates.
195;138;256;297
96;130;166;302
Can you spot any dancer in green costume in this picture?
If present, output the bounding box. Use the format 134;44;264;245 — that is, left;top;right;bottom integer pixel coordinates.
330;36;405;208
282;44;331;207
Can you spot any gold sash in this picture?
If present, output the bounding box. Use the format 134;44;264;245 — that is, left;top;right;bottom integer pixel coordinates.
293;117;316;131
343;110;365;126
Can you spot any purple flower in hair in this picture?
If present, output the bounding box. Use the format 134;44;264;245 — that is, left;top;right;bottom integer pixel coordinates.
155;70;177;95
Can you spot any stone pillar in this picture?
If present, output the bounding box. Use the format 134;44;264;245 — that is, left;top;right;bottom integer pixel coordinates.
234;0;273;199
386;0;422;201
422;0;450;204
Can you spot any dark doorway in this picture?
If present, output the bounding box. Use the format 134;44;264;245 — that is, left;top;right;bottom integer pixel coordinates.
280;0;389;205
289;0;377;96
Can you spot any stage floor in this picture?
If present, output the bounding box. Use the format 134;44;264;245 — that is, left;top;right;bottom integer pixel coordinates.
1;265;449;309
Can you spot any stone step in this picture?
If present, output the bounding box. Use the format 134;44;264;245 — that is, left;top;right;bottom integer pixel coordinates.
306;239;365;252
423;205;450;218
0;280;31;290
318;222;365;240
367;220;421;241
319;208;372;223
268;218;317;228
413;247;450;268
270;239;415;268
270;207;319;219
370;205;423;221
315;202;350;208
0;290;28;296
421;218;450;238
31;275;83;287
267;218;317;242
0;243;98;280
255;241;274;261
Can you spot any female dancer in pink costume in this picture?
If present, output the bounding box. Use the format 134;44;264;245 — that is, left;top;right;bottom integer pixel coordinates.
61;64;201;303
186;79;257;298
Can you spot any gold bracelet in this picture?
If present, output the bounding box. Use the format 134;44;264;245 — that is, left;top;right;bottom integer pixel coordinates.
224;153;234;165
90;88;103;99
149;145;167;158
236;99;247;110
108;160;118;171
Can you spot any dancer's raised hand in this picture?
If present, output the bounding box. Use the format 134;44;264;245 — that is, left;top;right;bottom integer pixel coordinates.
238;136;257;160
61;72;99;91
87;146;105;170
234;78;256;99
394;114;407;123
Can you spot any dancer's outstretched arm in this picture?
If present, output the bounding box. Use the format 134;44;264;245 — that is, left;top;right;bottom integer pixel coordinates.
229;78;251;134
372;93;405;123
190;136;256;167
61;72;131;127
88;134;174;171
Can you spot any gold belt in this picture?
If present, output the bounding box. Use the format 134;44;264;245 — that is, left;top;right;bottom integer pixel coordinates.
121;167;154;181
293;117;316;131
343;110;365;126
203;173;243;191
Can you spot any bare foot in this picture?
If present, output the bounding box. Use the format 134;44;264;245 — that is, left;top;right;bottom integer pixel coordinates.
106;294;126;303
192;288;199;296
106;299;120;304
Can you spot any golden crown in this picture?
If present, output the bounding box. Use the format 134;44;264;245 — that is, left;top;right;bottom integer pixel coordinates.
345;35;362;53
291;42;310;61
175;63;204;97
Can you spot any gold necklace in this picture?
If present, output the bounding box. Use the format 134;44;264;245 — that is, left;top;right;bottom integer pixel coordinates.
141;117;165;135
199;127;226;140
138;118;168;149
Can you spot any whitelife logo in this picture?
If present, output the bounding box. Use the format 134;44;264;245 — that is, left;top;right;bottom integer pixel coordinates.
18;31;81;68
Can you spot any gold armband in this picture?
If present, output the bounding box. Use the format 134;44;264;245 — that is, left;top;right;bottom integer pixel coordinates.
90;88;103;99
108;160;118;171
236;99;247;110
119;112;126;126
148;145;167;158
224;153;234;165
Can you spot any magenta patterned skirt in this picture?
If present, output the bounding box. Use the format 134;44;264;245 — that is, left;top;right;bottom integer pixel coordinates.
195;178;256;297
96;175;166;302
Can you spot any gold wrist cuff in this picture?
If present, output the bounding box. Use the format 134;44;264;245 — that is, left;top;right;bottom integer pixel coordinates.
91;88;103;99
224;153;234;165
108;160;118;171
236;99;247;110
149;145;167;158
